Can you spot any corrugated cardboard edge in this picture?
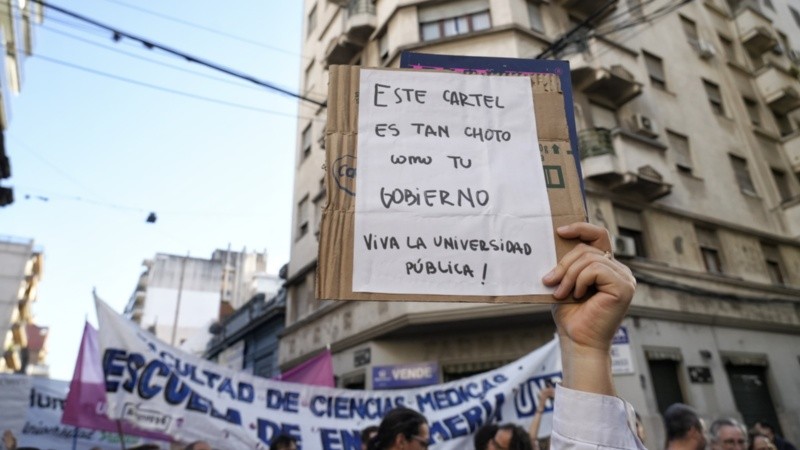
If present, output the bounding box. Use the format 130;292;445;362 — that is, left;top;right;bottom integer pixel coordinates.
317;65;587;303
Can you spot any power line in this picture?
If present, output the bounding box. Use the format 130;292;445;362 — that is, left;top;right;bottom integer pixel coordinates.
536;0;618;59
99;0;310;61
35;53;309;118
40;24;265;92
31;0;327;107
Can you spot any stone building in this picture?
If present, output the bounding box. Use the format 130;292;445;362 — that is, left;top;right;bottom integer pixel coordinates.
284;0;800;446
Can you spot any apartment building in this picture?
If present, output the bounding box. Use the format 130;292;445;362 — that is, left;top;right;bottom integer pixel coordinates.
123;248;272;354
285;0;800;445
0;236;45;374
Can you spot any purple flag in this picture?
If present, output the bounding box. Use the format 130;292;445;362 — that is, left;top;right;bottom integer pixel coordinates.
61;322;171;441
275;348;335;387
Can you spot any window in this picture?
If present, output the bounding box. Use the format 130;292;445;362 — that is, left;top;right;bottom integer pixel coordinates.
743;97;761;127
378;33;389;63
301;124;312;160
771;168;792;202
761;243;785;285
527;1;544;32
703;79;725;115
590;102;618;129
643;51;667;90
696;226;724;274
730;154;757;195
773;112;794;136
719;35;736;63
304;61;314;93
614;207;646;257
313;177;326;238
667;130;693;173
296;195;309;239
419;0;491;41
307;4;317;38
763;0;774;10
680;15;699;45
790;6;800;28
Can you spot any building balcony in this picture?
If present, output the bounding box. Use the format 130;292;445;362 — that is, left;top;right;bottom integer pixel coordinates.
755;64;800;114
579;128;672;200
782;131;800;174
324;0;376;67
735;7;777;56
568;37;642;109
555;0;617;20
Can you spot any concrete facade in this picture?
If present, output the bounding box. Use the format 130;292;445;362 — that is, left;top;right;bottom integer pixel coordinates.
0;235;46;374
286;0;800;446
123;248;272;355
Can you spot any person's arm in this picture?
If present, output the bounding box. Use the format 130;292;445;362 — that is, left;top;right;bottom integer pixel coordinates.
528;386;554;442
542;223;644;450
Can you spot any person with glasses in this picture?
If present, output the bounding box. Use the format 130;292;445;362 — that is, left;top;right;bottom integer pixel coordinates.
542;222;645;450
366;406;429;450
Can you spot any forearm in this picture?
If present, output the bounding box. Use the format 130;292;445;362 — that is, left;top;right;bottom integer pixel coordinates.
559;336;615;396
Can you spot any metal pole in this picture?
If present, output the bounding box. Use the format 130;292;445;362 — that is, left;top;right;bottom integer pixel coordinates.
170;252;189;346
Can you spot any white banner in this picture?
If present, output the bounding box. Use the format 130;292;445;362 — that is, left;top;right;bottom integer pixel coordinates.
96;299;561;449
0;375;146;450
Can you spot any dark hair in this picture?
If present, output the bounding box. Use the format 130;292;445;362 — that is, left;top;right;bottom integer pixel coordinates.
361;425;379;445
754;421;775;434
474;424;499;450
368;407;427;450
270;434;297;450
664;403;703;442
497;423;534;450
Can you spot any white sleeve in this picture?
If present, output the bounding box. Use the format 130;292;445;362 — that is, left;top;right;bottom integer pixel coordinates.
550;385;647;450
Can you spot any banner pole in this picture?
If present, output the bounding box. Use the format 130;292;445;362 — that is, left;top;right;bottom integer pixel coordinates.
116;420;127;450
72;427;78;450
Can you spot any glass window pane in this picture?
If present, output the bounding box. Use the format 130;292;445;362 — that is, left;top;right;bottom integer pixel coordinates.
472;11;491;31
443;18;459;36
421;22;440;40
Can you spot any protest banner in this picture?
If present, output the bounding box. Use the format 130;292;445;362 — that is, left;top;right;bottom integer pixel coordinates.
62;322;172;442
95;297;561;449
0;374;29;450
0;375;148;450
317;65;586;302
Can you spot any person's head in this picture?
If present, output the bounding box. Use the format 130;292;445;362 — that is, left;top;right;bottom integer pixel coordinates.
490;424;533;450
474;424;499;450
664;403;705;450
269;434;298;450
749;433;776;450
128;445;161;450
753;422;776;442
710;418;747;450
185;441;212;450
361;425;379;450
368;407;429;450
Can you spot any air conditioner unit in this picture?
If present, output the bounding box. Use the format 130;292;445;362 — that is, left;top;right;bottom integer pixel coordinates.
613;235;637;257
697;39;716;60
631;114;659;138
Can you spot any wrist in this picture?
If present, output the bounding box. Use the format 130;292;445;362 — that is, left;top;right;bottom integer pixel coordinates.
559;338;615;396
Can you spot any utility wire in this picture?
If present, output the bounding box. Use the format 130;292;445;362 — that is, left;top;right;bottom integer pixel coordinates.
30;0;327;107
35;53;315;119
40;24;265;93
99;0;310;61
536;0;618;59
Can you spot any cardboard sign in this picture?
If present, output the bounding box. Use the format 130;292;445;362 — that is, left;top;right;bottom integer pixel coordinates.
318;65;586;303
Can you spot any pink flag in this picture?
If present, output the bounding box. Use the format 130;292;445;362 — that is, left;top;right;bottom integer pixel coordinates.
275;348;335;387
61;322;171;441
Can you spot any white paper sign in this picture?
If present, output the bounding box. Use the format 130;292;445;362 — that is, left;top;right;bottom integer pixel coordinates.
354;69;556;295
611;326;635;375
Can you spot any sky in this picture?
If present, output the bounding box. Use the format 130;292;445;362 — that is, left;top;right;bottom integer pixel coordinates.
2;0;307;380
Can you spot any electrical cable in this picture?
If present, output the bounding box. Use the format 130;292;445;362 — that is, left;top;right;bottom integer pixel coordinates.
39;24;265;92
99;0;310;61
30;0;327;107
536;0;618;59
34;53;318;120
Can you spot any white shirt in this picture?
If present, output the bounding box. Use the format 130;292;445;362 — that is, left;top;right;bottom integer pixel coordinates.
551;385;647;450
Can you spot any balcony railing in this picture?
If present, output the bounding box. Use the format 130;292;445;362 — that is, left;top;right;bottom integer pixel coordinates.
579;127;672;200
755;64;800;114
735;6;777;56
324;0;376;66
